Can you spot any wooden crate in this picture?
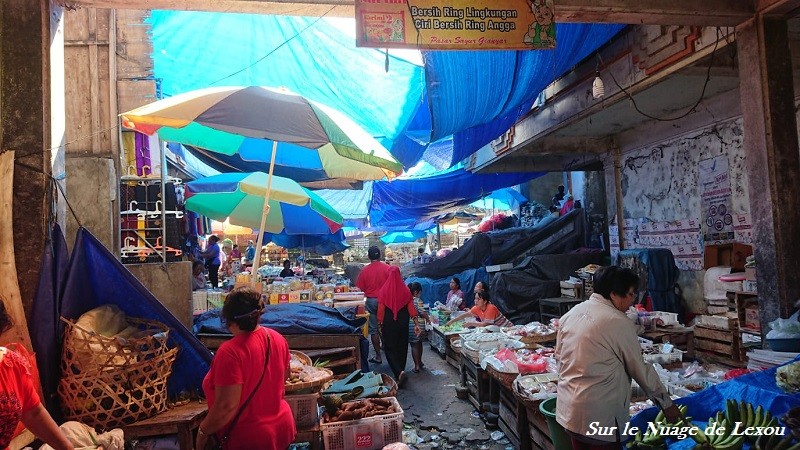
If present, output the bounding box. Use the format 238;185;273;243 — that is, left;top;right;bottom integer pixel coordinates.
526;404;556;450
498;388;531;450
696;313;739;331
694;326;746;362
461;356;490;412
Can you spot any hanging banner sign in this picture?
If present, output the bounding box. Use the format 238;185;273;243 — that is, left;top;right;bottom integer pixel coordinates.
354;0;556;50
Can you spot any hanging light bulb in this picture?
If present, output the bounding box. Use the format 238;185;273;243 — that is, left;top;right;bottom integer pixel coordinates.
592;71;605;99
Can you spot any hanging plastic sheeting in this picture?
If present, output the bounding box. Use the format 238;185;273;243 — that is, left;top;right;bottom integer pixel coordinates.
60;228;212;397
423;24;625;164
30;224;70;419
369;164;543;228
148;12;424;160
405;267;489;310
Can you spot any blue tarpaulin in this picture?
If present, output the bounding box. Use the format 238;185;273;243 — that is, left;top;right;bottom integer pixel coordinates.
369;166;543;228
149;14;623;170
629;357;800;449
60;228;212;396
194;303;365;336
30;224;70;419
424;24;626;163
149;12;424;163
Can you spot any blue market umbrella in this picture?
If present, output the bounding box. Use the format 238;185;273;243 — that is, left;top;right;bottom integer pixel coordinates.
263;230;349;256
470;188;527;211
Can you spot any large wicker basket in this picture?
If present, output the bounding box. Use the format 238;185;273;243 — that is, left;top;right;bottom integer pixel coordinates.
58;316;177;431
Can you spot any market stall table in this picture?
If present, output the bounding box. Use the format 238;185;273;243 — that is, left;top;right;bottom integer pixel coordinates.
121;401;208;450
199;333;362;374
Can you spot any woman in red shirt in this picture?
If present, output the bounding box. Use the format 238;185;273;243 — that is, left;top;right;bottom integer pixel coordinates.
0;300;73;450
197;288;295;450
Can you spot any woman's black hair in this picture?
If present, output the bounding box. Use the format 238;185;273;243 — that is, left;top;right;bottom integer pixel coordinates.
0;298;11;335
407;281;422;295
451;277;461;289
208;235;220;243
476;291;491;303
475;281;488;292
592;265;639;299
222;288;264;331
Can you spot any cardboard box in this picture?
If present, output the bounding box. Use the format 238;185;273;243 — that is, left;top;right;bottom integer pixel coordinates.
269;293;279;305
704;243;753;270
745;306;760;330
745;267;757;281
299;291;311;302
278;293;290;304
288;291;301;303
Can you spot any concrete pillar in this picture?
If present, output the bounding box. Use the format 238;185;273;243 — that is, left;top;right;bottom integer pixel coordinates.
1;1;63;315
737;17;800;330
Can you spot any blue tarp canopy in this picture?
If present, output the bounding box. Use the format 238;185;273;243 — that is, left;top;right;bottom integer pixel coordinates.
369;164;543;228
381;230;428;244
262;230;349;255
148;12;424;166
149;13;624;169
423;24;625;164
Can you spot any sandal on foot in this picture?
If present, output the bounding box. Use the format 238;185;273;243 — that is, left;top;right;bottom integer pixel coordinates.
369;357;383;364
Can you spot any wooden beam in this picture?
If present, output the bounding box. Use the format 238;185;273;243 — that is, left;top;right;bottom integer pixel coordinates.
60;0;754;25
757;0;800;17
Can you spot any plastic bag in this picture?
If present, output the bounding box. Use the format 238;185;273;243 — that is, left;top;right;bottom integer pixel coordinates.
766;311;800;339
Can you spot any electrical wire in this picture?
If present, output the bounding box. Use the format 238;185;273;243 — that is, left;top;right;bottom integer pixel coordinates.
599;27;722;122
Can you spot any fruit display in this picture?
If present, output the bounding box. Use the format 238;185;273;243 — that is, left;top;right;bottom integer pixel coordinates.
627;405;689;450
628;400;797;450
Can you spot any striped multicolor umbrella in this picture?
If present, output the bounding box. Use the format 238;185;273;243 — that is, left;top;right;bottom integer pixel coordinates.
120;86;403;182
185;172;342;235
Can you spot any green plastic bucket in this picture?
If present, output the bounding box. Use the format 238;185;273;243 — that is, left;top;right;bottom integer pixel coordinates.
539;397;574;450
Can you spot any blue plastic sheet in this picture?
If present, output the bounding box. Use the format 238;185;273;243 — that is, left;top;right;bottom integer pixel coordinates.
424;24;625;161
194;303;365;336
149;12;424;160
30;224;70;419
629;357;800;449
369;166;542;228
60;228;212;396
262;230;349;255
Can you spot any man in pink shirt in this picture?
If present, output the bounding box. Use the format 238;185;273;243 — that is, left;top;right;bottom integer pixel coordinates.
356;246;390;364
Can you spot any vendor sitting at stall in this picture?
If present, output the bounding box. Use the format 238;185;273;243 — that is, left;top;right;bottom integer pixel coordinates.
443;277;465;311
445;291;508;328
279;259;294;278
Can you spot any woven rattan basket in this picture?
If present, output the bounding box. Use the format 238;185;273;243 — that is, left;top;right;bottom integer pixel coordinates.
285;350;334;393
58;316;177;431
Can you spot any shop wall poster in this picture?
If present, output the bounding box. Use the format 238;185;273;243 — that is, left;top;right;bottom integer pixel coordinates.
699;155;734;243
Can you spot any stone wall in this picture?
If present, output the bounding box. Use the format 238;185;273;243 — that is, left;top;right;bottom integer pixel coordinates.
614;118;750;313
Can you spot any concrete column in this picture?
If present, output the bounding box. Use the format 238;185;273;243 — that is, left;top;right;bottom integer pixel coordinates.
737;17;800;330
1;1;63;314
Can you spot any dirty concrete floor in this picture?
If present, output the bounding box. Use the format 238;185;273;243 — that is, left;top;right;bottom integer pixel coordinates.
367;347;514;450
